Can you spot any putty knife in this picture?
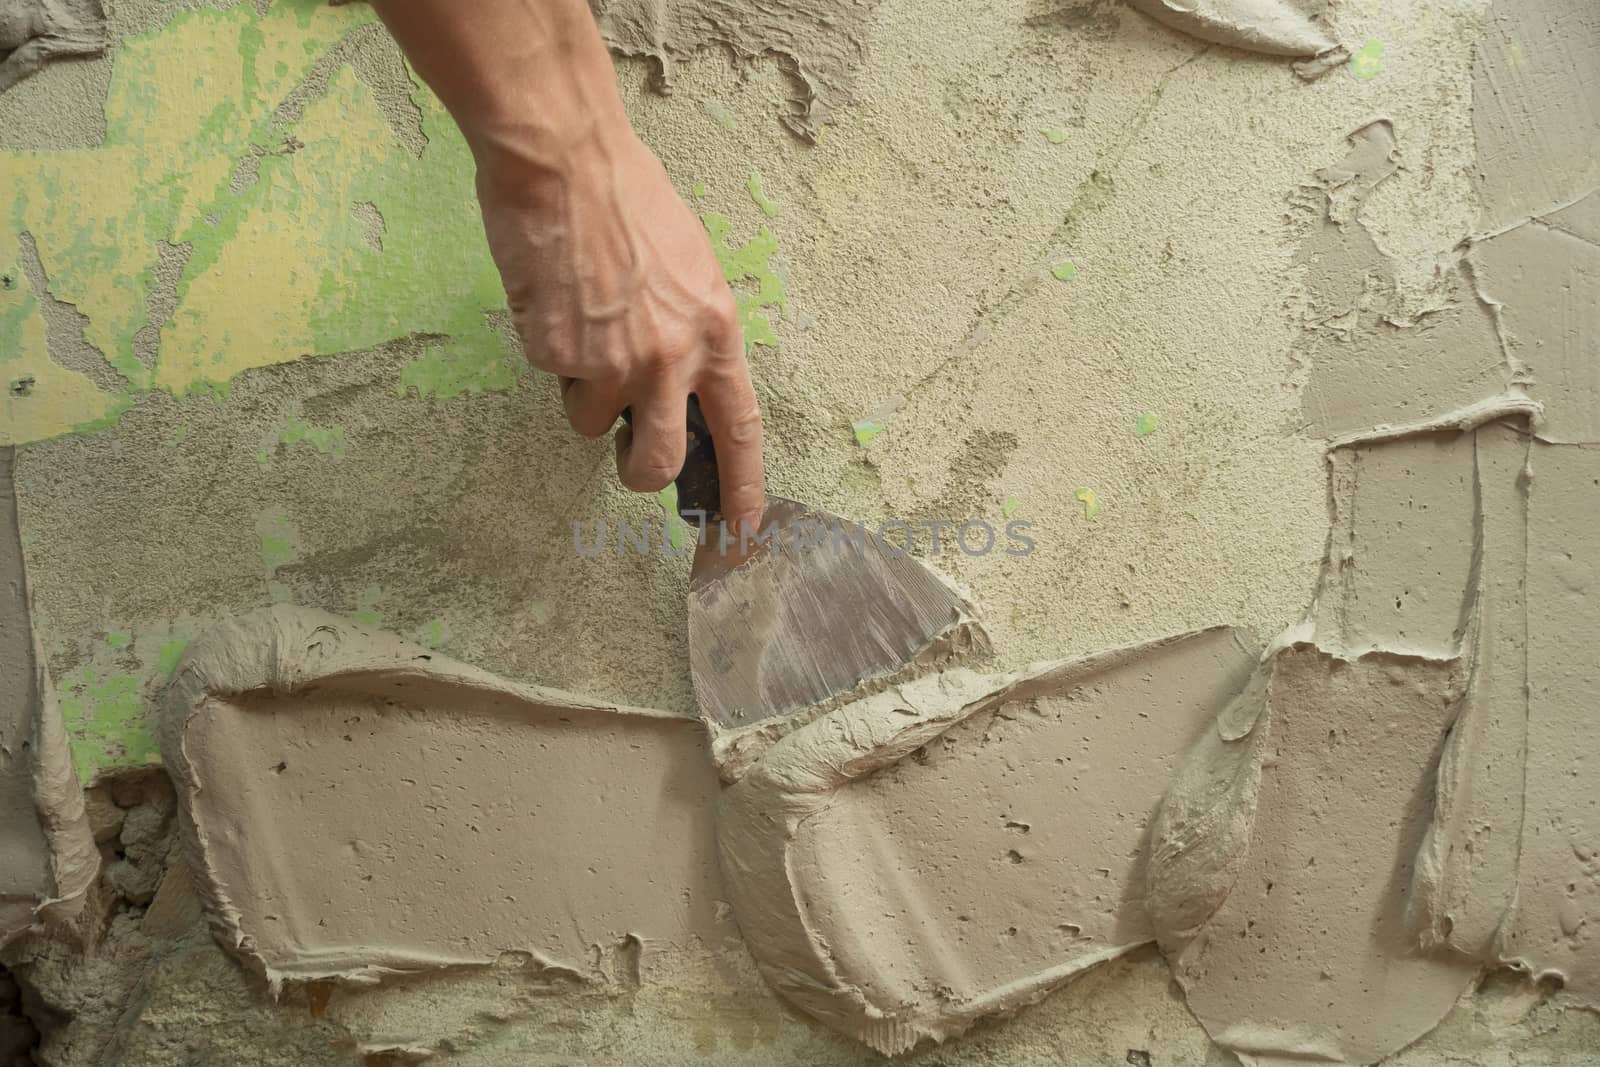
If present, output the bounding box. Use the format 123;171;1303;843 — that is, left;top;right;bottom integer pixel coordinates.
653;398;976;730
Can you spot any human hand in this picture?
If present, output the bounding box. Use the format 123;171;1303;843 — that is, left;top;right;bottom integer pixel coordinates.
476;126;766;536
370;0;765;536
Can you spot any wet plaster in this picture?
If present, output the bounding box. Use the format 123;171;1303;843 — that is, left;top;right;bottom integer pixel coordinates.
6;0;1599;1063
1138;0;1599;1056
592;0;878;141
0;0;105;95
720;627;1256;1053
1149;637;1480;1067
1122;0;1338;58
0;447;97;948
161;606;735;990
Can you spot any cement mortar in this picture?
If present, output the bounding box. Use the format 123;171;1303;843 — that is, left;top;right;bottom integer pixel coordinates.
5;0;1596;1062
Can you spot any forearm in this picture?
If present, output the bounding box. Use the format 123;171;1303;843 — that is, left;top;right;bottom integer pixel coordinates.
369;0;630;181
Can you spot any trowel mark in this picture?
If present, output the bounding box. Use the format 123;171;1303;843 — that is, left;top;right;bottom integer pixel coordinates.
1123;0;1338;57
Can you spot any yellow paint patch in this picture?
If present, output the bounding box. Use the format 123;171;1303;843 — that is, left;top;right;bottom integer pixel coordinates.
0;265;121;445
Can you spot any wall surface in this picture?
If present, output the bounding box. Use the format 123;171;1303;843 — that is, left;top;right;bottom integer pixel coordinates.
1;0;1597;1064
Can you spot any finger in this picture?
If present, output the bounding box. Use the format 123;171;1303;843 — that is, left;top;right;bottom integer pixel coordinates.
694;359;765;538
614;387;689;494
560;376;623;438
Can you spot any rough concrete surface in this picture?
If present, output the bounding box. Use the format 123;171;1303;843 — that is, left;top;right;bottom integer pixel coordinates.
2;0;1598;1062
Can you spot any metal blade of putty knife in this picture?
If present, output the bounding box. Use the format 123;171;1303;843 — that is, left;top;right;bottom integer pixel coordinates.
661;397;982;733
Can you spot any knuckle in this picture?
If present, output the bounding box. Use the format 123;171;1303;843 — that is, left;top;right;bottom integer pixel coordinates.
622;456;679;492
706;298;741;344
721;407;762;448
568;412;612;439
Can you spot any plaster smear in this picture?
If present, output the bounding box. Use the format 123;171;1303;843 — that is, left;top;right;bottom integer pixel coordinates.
160;605;733;991
592;0;877;141
1312;430;1476;659
1409;422;1529;961
719;627;1257;1054
1415;436;1600;1005
1123;0;1336;58
1407;0;1600;1005
1470;213;1600;445
1469;0;1600;235
0;445;97;947
1146;635;1479;1067
1297;120;1515;441
1498;441;1600;1003
0;0;105;94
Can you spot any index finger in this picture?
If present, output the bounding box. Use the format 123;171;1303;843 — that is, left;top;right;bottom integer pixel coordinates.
695;357;765;540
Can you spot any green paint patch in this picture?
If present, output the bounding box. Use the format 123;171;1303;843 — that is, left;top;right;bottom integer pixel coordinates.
256;448;269;467
398;334;521;401
1042;128;1067;145
1052;261;1078;282
258;512;298;574
656;484;690;551
67;393;135;436
155;638;189;678
701;99;735;130
60;668;158;781
852;421;883;447
1075;487;1100;520
106;632;132;649
747;172;782;218
1;2;526;444
691;181;707;198
278;413;346;456
184;379;232;402
419;619;446;647
1350;39;1383;80
1135;411;1159;436
353;585;383;627
1002;494;1021;518
702;213;786;351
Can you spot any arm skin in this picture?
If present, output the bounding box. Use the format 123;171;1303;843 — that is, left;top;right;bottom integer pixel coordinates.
370;0;765;536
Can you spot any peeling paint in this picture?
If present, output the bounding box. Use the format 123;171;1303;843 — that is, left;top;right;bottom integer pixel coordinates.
702;213;786;350
2;3;508;443
747;172;782;218
277;412;346;456
1348;38;1383;80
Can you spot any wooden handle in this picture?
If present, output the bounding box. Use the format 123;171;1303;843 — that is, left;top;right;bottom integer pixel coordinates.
622;395;720;523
